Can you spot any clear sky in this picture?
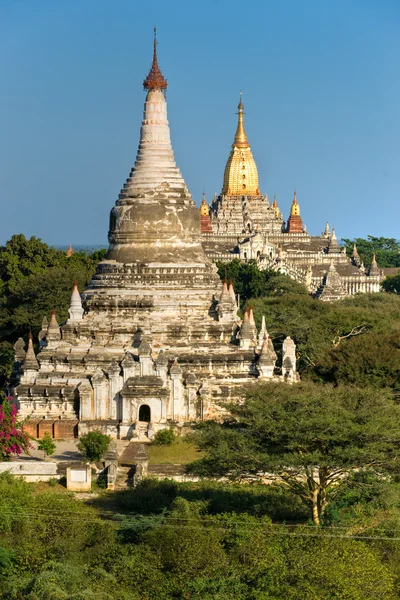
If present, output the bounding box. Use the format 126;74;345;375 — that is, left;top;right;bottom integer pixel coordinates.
2;0;399;246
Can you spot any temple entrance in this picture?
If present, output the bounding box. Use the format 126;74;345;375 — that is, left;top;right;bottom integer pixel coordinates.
138;404;151;422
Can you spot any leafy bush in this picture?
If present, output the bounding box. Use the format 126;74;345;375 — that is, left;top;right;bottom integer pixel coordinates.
152;428;177;446
77;430;111;463
37;432;56;459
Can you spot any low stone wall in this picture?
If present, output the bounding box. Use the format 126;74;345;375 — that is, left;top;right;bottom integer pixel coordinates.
23;419;78;439
0;461;59;482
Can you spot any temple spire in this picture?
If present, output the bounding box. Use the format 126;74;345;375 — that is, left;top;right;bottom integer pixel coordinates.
47;309;61;342
290;191;300;216
286;191;304;233
222;94;260;196
68;281;84;322
143;28;168;93
328;228;340;253
370;253;379;275
23;331;39;371
272;195;280;218
233;92;250;149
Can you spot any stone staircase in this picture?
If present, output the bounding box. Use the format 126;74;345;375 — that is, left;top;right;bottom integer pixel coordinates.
115;465;135;489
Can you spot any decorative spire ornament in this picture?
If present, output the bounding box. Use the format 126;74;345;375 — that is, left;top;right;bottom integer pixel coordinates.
47;309;61;342
68;281;84;322
23;331;39;371
369;253;379;275
143;27;168;93
222;93;260;196
286;191;304;233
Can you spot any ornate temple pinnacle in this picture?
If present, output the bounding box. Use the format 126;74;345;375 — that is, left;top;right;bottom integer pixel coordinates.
290;191;300;216
143;27;168;93
222;94;260;196
233;92;250;149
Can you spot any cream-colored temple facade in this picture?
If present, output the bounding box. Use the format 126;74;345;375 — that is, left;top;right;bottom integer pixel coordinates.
200;98;385;301
14;35;297;440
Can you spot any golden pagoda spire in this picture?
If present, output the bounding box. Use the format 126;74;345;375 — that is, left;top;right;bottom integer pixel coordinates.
233;92;250;149
290;191;300;216
222;93;260;196
287;191;303;233
272;195;280;218
200;192;209;216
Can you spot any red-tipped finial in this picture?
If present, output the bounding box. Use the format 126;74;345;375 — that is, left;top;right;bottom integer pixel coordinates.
143;27;168;92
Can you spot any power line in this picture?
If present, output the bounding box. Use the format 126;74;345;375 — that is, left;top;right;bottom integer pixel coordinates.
0;509;399;541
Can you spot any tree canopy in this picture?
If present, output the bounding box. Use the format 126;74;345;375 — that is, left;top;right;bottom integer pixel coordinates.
0;235;106;387
342;235;400;268
188;382;400;525
382;272;400;294
216;259;308;306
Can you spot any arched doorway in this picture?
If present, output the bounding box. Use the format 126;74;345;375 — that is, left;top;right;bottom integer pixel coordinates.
138;404;151;422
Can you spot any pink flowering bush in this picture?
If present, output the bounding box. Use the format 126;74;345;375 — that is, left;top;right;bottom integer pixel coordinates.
0;396;31;461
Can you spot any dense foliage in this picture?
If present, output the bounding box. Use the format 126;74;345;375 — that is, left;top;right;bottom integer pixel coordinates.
153;428;177;446
342;235;400;268
383;272;400;294
216;259;308;306
77;431;111;463
246;292;400;389
0;235;106;386
0;473;399;599
188;382;400;525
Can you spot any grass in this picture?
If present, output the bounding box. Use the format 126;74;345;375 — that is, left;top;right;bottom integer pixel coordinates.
31;480;70;494
148;437;204;465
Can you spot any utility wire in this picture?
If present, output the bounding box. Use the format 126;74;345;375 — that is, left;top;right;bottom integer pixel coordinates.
0;509;399;541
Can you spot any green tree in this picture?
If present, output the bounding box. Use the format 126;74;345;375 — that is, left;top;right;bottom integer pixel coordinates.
382;272;400;294
342;235;400;268
249;292;400;384
77;431;111;463
188;383;400;525
37;433;56;460
0;235;106;387
314;331;400;390
216;259;307;307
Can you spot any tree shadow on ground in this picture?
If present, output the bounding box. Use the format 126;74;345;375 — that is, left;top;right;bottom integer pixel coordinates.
88;478;309;523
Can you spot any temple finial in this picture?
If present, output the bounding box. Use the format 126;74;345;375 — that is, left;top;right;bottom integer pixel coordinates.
290;191;300;216
143;28;167;93
233;92;249;149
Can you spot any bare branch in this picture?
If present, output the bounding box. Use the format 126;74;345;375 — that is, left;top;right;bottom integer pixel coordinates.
332;324;368;348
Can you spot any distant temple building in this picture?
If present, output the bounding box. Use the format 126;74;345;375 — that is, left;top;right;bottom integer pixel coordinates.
201;97;385;299
14;33;297;440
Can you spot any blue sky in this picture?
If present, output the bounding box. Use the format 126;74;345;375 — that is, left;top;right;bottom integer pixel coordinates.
2;0;399;246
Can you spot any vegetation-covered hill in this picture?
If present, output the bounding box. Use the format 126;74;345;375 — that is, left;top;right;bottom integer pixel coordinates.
0;473;400;599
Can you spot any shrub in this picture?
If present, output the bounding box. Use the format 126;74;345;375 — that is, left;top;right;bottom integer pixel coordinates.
77;431;111;463
153;428;177;446
37;432;56;459
0;397;31;460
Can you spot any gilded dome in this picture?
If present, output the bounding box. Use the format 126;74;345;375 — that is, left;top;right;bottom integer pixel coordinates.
222;95;260;196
